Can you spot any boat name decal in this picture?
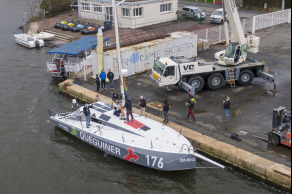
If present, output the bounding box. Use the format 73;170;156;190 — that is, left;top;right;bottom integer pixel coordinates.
124;147;139;161
80;132;121;156
59;124;69;132
180;158;195;162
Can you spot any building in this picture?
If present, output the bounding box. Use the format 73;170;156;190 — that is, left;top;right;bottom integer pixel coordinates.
77;0;178;28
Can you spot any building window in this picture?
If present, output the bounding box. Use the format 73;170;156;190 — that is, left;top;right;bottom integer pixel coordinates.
160;3;171;13
82;3;90;11
133;8;143;17
93;4;102;13
122;8;130;17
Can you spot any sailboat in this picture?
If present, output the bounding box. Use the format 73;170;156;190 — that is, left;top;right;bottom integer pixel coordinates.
49;0;224;171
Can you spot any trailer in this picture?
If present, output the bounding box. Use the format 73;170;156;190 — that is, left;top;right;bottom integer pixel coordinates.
151;56;277;95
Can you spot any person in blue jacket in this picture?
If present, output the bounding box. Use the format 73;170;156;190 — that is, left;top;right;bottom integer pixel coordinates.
99;70;106;90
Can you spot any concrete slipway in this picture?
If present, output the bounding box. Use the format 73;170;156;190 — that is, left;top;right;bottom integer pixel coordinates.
57;79;291;190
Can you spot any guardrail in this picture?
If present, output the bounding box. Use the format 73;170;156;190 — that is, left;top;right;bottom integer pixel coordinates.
252;9;291;34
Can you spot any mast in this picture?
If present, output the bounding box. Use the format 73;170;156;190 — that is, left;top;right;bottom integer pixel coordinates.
112;0;126;106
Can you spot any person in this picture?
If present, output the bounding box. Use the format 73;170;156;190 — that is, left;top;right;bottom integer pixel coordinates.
139;95;147;116
124;97;134;123
95;74;100;92
113;99;121;117
163;98;169;124
186;95;196;122
223;96;231;122
107;69;115;90
112;92;119;101
83;103;92;128
59;65;66;80
99;70;106;90
235;46;241;62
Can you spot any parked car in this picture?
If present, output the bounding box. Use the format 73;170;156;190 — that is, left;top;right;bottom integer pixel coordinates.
182;6;206;20
210;8;225;24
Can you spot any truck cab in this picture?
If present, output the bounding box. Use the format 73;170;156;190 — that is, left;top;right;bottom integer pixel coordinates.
152;58;180;86
215;43;247;66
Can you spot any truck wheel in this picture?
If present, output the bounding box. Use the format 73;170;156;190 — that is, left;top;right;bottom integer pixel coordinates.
238;70;254;86
188;76;204;92
207;73;224;90
220;19;224;24
269;133;280;146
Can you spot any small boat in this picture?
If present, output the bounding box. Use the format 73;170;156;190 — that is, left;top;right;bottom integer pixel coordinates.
36;32;55;41
14;34;44;48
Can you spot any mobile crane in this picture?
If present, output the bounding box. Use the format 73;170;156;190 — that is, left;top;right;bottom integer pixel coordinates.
151;0;276;95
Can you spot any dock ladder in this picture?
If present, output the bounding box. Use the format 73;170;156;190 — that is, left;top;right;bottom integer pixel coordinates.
226;69;237;88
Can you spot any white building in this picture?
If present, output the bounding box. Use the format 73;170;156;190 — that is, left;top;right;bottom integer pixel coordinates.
77;0;178;28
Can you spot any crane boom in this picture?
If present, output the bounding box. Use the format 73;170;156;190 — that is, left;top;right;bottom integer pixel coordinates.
223;0;246;43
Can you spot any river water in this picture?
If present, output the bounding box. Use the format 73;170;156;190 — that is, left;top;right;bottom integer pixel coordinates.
0;0;288;193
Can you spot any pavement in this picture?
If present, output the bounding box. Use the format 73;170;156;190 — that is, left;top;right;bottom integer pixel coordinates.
77;23;291;168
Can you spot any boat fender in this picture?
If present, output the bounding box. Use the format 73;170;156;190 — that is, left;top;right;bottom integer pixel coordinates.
35;40;40;48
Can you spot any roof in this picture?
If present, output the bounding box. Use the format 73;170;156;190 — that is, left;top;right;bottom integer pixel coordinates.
47;36;109;56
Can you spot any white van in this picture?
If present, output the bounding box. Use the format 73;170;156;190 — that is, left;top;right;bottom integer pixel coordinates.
182;6;206;21
210;8;225;24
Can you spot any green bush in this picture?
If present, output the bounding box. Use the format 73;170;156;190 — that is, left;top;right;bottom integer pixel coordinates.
40;0;76;16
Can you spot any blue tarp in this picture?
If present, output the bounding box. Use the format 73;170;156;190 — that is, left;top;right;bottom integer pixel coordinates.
47;36;109;56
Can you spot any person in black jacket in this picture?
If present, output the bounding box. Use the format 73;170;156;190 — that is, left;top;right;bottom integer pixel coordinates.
235;46;241;62
139;95;147;116
95;74;100;92
107;69;115;90
124;97;134;123
163;98;169;124
223;96;231;121
83;103;92;128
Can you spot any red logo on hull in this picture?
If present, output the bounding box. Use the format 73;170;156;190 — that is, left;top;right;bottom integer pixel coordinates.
124;147;139;161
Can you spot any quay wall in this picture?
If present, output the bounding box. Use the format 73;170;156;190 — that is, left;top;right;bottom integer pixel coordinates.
58;80;291;190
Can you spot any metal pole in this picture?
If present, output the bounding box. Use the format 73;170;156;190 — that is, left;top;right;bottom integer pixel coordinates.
193;152;225;169
282;0;285;10
112;0;126;106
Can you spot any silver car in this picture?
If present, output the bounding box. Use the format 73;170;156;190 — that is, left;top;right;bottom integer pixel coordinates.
182;6;206;21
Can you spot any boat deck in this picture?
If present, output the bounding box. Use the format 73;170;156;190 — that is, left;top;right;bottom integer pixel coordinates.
54;102;192;154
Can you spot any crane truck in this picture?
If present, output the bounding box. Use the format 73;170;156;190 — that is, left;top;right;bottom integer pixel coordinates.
151;0;276;95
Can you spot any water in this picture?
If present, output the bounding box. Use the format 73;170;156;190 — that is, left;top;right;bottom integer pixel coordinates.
0;0;288;193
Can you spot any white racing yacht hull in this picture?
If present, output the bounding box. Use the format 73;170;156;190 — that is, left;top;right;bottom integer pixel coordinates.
50;102;197;171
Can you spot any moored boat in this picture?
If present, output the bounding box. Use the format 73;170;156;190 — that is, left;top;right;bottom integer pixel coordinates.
50;101;224;171
14;34;44;48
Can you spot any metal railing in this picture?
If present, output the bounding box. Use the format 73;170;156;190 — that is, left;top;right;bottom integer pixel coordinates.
252;9;291;34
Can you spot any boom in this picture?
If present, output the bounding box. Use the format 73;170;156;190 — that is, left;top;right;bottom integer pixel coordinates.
223;0;246;43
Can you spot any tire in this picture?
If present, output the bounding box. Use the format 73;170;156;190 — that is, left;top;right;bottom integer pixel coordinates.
207;73;224;90
238;70;254;86
269;133;280;146
188;76;204;92
220;19;224;24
